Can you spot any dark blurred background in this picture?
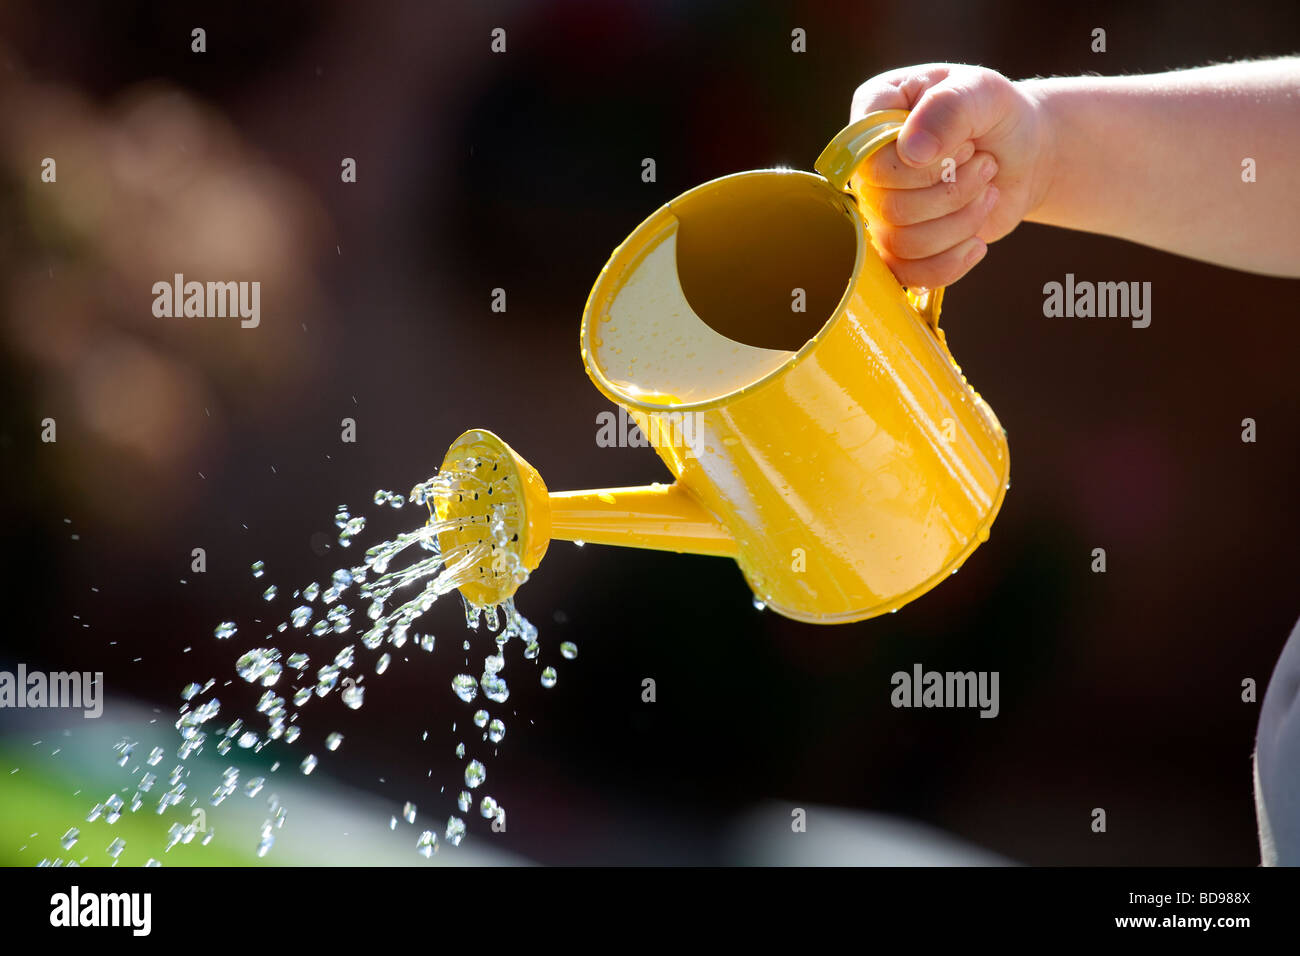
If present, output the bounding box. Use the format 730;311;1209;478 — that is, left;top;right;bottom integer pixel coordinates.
2;0;1298;865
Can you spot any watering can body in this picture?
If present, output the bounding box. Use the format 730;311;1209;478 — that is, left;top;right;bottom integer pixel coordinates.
440;111;1009;624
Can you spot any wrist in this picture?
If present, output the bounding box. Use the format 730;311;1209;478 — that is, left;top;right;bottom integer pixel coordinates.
1013;77;1066;224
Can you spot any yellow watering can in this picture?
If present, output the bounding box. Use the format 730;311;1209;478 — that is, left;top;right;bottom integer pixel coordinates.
434;110;1009;624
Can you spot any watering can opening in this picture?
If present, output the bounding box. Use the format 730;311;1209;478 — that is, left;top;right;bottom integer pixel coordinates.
674;171;858;353
583;169;867;411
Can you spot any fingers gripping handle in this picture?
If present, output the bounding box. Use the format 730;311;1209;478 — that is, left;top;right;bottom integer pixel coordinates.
814;109;945;332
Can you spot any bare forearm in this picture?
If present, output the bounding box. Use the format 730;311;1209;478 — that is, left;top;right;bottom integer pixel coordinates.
1021;59;1300;276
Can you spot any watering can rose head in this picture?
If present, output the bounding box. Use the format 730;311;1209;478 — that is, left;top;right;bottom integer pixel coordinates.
435;111;1008;624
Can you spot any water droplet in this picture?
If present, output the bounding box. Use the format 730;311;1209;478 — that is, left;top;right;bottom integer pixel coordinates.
214;621;237;640
325;732;343;751
287;652;309;670
403;802;417;824
473;710;489;728
290;606;312;628
457;790;471;812
245;777;265;797
251;560;265;578
560;641;578;660
341;681;364;709
464;759;486;789
107;837;126;859
262;585;278;601
480;674;509;703
451;674;477;703
303;582;321;602
181;682;201;701
480;796;499;819
463;599;482;631
300;755;317;775
60;827;79;850
445;816;466;847
416;830;437;857
316;665;339;697
376;653;391;674
488;718;505;743
236;648;280;684
540;666;557;688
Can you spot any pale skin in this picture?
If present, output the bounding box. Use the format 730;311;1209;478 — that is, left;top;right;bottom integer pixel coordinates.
849;59;1300;287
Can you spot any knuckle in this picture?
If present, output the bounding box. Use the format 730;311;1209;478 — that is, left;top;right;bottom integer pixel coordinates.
973;68;1015;102
878;190;909;226
871;223;904;259
919;85;964;128
863;151;898;187
965;188;993;226
887;225;928;261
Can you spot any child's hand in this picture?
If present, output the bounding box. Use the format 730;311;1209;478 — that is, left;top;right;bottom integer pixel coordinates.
849;64;1054;288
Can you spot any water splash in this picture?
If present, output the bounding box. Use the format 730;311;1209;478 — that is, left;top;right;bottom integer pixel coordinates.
67;457;579;865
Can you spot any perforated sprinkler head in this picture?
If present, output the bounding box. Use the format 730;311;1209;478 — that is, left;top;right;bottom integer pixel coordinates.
429;429;552;608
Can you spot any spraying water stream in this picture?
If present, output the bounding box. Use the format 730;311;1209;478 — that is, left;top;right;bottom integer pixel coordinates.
41;457;573;865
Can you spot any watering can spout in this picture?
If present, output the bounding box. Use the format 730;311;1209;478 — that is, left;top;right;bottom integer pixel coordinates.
548;484;737;558
430;428;735;610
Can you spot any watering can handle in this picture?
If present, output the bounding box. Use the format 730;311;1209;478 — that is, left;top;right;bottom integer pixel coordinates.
814;109;945;333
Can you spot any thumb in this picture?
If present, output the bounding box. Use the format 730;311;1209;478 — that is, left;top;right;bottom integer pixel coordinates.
894;72;1007;168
